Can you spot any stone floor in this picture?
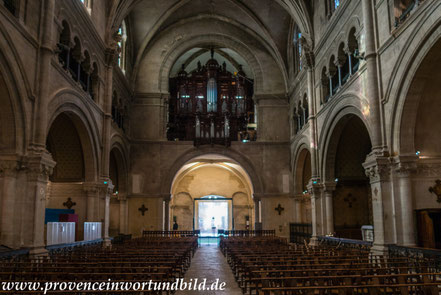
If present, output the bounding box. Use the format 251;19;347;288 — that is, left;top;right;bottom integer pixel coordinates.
175;244;242;295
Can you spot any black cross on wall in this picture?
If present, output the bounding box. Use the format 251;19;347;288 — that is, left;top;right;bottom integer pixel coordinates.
344;194;356;208
275;204;284;215
63;198;76;209
138;204;148;216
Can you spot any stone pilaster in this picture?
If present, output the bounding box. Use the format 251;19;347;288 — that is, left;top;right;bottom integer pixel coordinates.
361;0;383;151
394;155;418;246
307;179;321;245
293;195;303;223
363;154;393;253
101;48;117;179
163;197;170;231
24;152;56;254
301;42;319;179
33;0;55;149
117;194;128;234
100;179;114;245
83;182;101;221
322;182;336;236
0;159;20;248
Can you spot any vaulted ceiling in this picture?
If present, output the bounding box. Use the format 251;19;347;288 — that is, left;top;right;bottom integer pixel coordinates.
106;0;313;93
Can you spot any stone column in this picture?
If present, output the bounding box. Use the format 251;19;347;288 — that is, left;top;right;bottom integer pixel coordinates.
344;47;353;76
335;60;343;88
24;153;56;254
101;180;114;246
322;183;336;236
254;196;261;226
361;0;383;150
363;154;394;253
83;182;100;221
294;196;303;223
163;196;170;231
0;159;19;248
101;48;116;180
33;0;55;149
327;72;334;97
307;180;321;245
118;194;128;234
394;156;417;246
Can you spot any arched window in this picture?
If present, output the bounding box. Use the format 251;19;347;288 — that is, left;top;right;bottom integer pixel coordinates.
117;20;128;73
58;21;71;70
303;95;309;123
293;25;302;73
293;107;299;134
80;0;92;14
298;101;304;130
321;67;330;104
338;43;350;85
329;55;339;96
348;28;360;74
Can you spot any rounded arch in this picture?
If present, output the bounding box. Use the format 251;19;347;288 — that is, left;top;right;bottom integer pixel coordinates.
110;134;130;194
47;89;102;182
389;12;441;154
293;144;312;195
160;147;264;199
0;52;26;154
320;100;373;182
158;35;264;94
136;17;286;95
321;106;373;239
0;23;31;154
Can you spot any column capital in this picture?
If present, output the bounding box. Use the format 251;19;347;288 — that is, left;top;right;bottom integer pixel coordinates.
117;193;127;202
363;154;392;183
322;182;337;193
24;152;56;182
82;182;101;194
334;56;346;68
0;158;21;177
100;179;114;195
393;155;418;177
307;178;322;197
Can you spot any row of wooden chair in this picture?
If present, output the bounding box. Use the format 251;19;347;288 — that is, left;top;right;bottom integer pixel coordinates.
221;236;441;295
0;236;198;294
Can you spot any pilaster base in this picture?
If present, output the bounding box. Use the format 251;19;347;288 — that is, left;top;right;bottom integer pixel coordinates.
309;236;319;246
29;246;48;257
103;238;112;248
370;243;389;256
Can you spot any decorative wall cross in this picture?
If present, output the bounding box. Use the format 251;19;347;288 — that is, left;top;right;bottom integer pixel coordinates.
63;197;76;209
428;180;441;203
344;194;356;208
138;204;148;216
275;204;284;215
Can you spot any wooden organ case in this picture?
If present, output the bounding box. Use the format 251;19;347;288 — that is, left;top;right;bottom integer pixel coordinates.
167;50;255;146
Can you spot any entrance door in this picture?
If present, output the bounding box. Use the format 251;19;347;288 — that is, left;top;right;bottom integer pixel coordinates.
416;209;441;249
194;196;233;236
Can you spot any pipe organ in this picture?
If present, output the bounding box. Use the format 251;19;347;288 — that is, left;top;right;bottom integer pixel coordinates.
167;50;255;146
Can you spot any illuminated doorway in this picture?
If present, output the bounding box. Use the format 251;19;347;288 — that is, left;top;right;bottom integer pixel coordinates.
194;196;233;236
